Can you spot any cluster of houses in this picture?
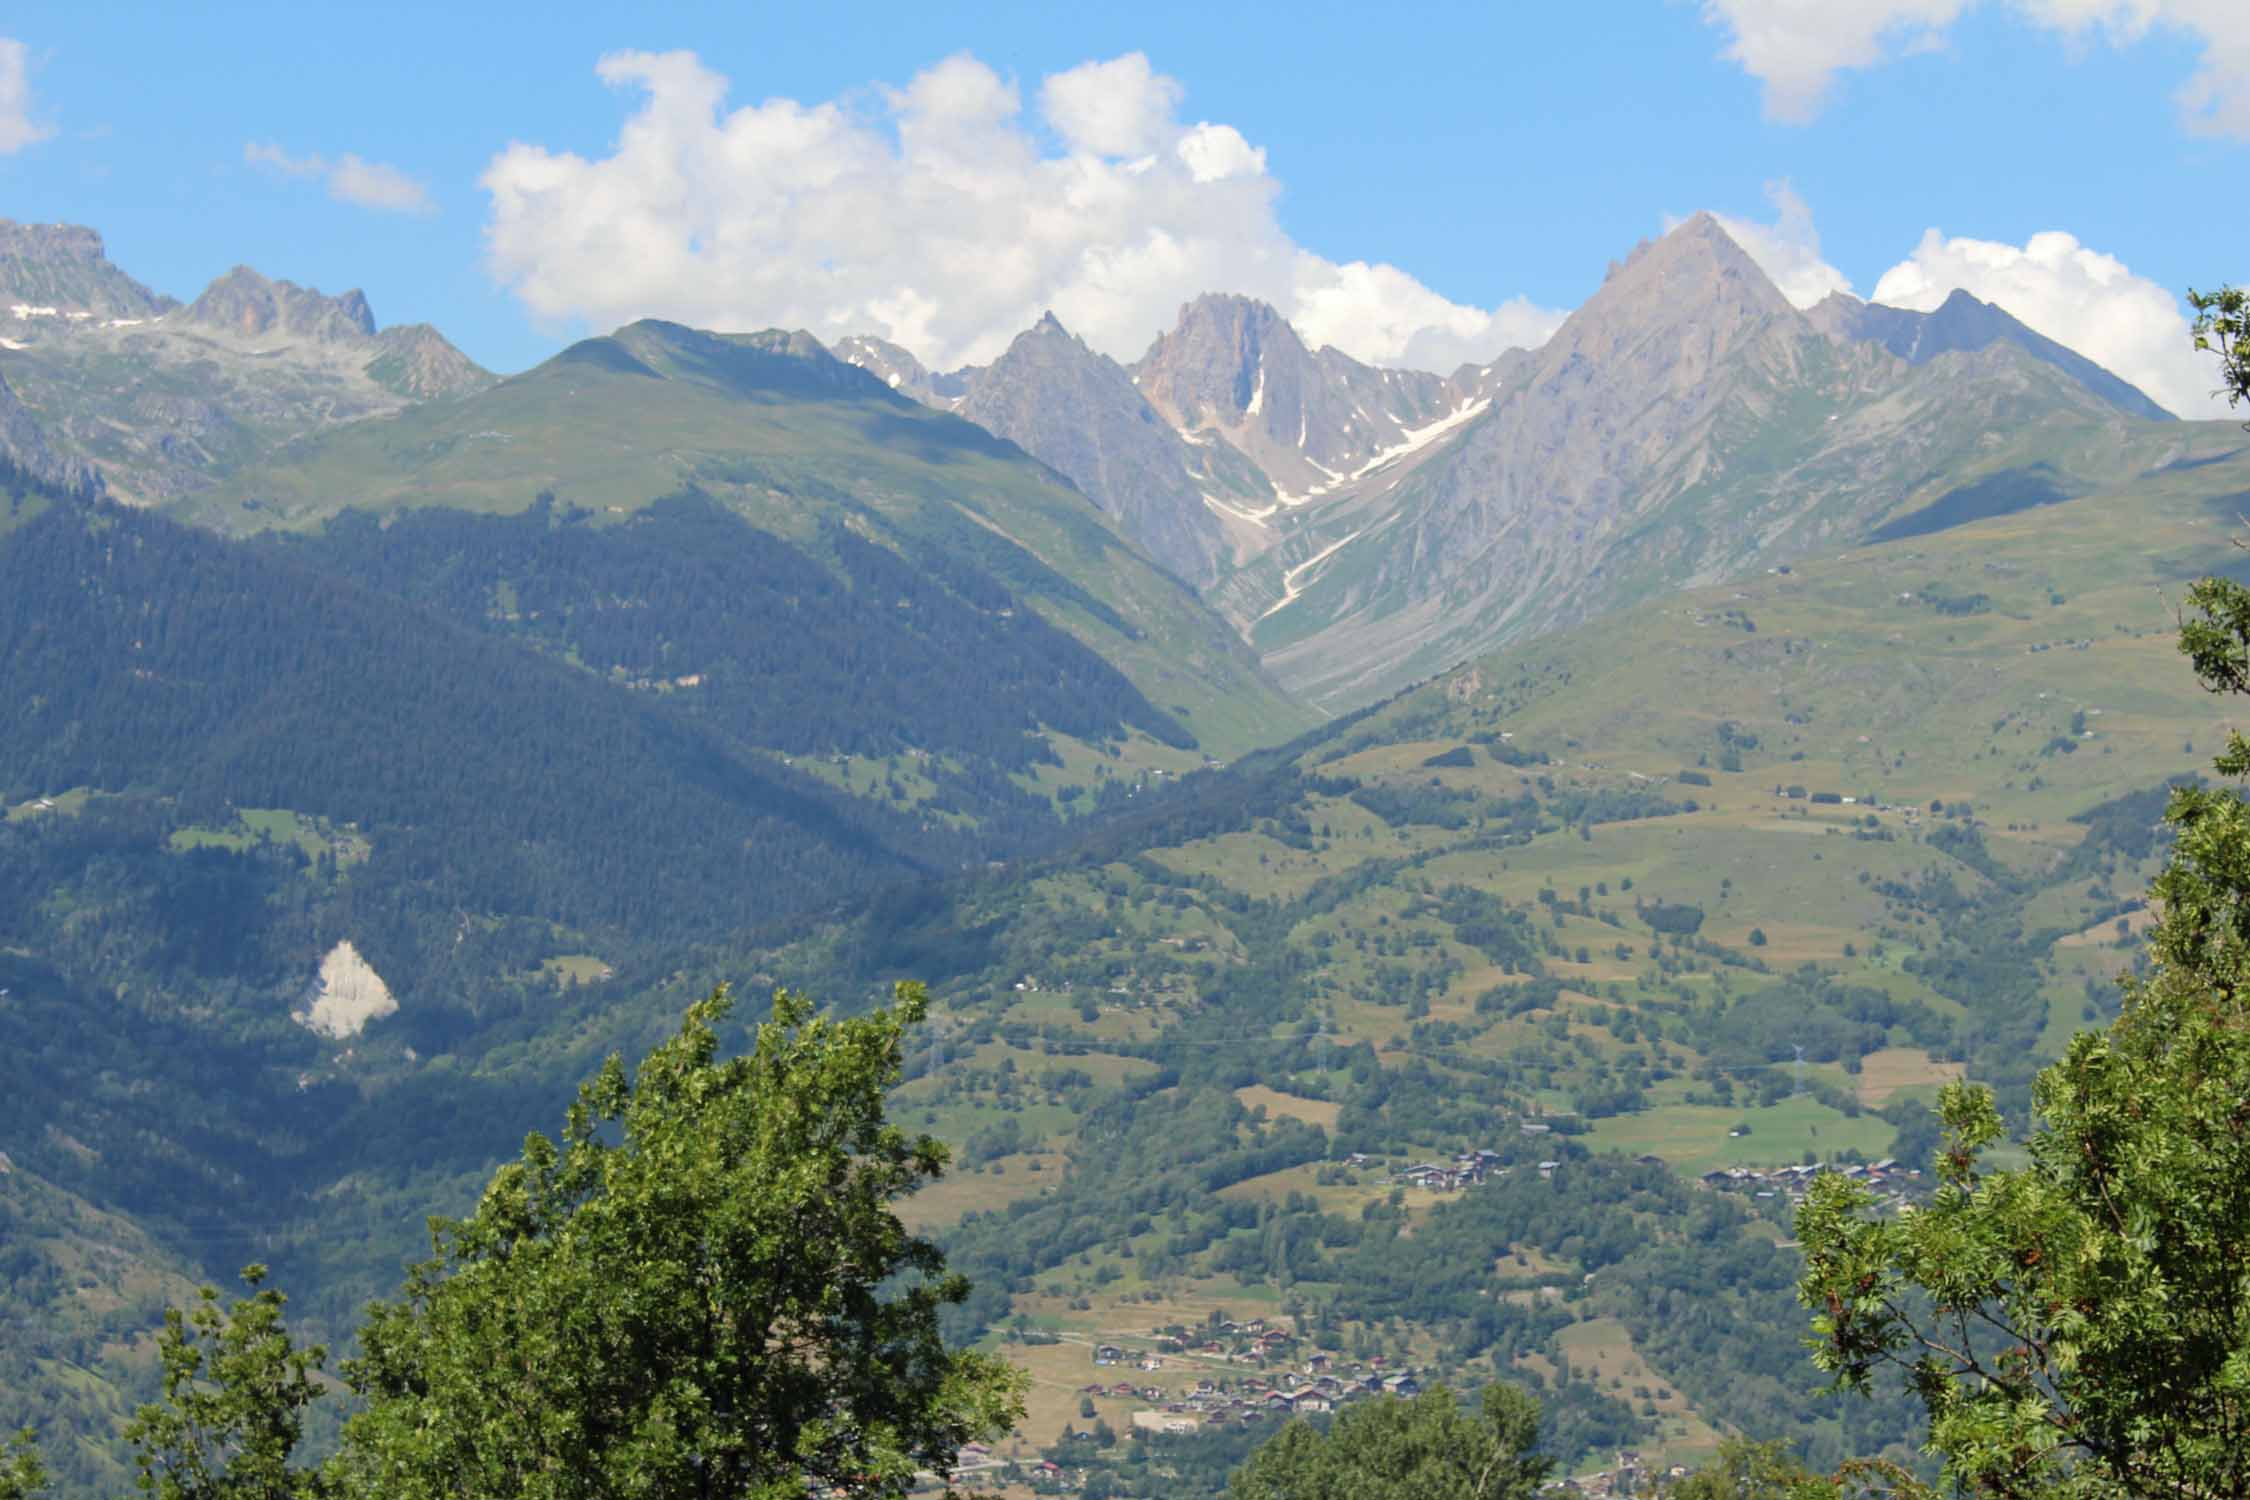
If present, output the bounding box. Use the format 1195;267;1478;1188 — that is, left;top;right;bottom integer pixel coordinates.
1085;1332;1428;1436
1119;1360;1426;1434
1537;1449;1700;1496
1697;1158;1920;1208
1389;1147;1562;1193
1100;1314;1301;1365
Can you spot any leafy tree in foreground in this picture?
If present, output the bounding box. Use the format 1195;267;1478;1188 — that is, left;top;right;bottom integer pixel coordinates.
0;1430;48;1500
1225;1382;1549;1500
333;980;1024;1500
2189;284;2247;412
1797;569;2250;1496
122;1267;327;1500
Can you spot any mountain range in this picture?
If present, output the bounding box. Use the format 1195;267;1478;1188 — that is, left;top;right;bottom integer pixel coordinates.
4;203;2246;1493
0;220;491;506
2;210;2206;720
839;212;2191;708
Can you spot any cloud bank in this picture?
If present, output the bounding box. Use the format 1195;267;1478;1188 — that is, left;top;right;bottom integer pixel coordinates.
1702;0;2250;139
1703;190;2227;418
0;38;51;155
479;50;1565;372
246;141;435;216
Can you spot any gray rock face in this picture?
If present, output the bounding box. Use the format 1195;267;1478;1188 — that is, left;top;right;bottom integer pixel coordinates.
184;266;378;344
1253;213;2149;708
0;369;103;500
1131;294;1454;501
954;313;1228;586
0;221;176;321
1807;287;2173;421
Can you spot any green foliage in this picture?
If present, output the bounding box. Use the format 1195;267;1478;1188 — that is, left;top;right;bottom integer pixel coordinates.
335;981;1025;1500
1798;572;2250;1498
2188;286;2248;416
122;1267;326;1500
1671;1437;1835;1499
1226;1383;1550;1500
0;1430;48;1500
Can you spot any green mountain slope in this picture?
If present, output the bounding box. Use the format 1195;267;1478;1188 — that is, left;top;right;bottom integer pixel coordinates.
176;319;1311;761
5;418;2243;1492
718;442;2250;1480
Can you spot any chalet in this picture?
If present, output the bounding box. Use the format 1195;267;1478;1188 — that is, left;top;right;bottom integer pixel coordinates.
1383;1373;1422;1396
1132;1410;1202;1435
1092;1344;1123;1365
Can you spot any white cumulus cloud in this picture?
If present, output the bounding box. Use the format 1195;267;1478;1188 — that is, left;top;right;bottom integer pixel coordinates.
1703;1;2250;138
478;49;1563;372
1871;228;2226;416
246;141;435;216
1702;0;1968;122
1700;181;1856;308
0;38;53;155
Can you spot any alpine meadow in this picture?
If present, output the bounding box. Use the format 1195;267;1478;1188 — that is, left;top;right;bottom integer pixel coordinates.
4;11;2250;1499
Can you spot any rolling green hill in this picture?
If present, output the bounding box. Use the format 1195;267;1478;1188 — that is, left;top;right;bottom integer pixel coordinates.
174;319;1311;762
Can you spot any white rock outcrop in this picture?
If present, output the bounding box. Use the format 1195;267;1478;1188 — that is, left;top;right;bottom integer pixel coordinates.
294;940;397;1040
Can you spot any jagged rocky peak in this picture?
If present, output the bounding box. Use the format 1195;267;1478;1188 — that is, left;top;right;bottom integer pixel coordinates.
1134;293;1309;429
955;308;1226;587
0;219;176;320
1578;212;1795;339
1132;293;1456;494
184;265;378;343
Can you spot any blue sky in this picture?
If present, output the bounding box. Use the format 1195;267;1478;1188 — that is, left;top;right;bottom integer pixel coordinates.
1;2;2242;412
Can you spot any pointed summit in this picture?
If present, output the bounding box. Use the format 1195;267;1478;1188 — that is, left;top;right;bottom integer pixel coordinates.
1589;212;1794;325
958;310;1226;586
1131;293;1454;502
1135;294;1306;428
